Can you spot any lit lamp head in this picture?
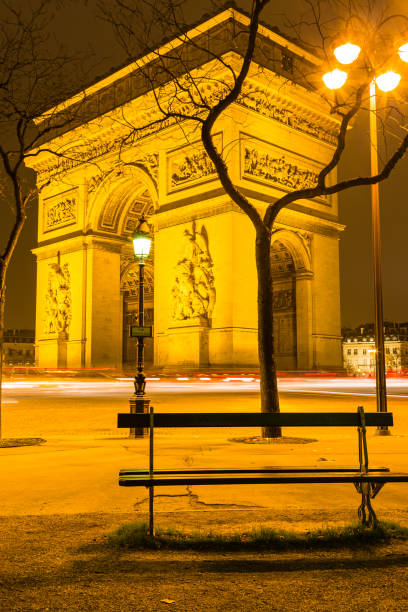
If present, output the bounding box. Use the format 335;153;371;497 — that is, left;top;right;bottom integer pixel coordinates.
375;70;401;92
132;217;151;260
322;41;361;91
398;42;408;63
322;68;348;89
334;42;361;65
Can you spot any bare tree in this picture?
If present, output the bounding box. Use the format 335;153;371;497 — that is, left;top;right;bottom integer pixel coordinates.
100;0;408;436
0;0;92;438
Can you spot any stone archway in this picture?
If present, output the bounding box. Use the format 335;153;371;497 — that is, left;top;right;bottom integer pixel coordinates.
271;230;313;371
87;166;157;369
271;240;297;369
121;259;154;367
118;190;155;368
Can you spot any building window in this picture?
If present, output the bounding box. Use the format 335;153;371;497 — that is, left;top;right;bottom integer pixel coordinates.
393;348;398;354
386;348;390;354
363;349;367;355
347;349;351;355
354;349;358;355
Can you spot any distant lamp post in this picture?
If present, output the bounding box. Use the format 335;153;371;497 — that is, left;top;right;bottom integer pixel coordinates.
129;216;152;438
323;39;408;434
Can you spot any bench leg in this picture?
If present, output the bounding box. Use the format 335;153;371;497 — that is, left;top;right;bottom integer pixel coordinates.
149;485;154;537
353;481;384;528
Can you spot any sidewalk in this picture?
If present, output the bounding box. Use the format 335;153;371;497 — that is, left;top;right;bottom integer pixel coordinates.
1;410;407;522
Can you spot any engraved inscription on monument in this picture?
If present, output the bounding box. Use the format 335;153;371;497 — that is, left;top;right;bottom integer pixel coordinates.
43;190;77;231
172;223;216;321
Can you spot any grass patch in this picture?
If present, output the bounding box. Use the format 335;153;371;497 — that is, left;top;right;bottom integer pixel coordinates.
107;520;408;551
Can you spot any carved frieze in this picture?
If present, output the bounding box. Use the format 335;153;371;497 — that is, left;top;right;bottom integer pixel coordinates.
239;83;337;145
43;190;77;231
241;135;328;200
167;134;222;193
243;147;318;191
89;154;159;195
44;262;72;335
172;223;216;321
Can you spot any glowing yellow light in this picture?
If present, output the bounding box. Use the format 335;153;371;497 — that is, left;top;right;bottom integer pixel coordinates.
132;217;151;258
398;42;408;62
334;43;361;64
322;69;347;89
375;71;401;92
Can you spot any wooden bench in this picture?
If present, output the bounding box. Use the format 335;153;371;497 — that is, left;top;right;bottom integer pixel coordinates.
117;406;408;535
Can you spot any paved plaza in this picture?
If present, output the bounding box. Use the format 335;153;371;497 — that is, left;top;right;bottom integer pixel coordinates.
1;377;408;523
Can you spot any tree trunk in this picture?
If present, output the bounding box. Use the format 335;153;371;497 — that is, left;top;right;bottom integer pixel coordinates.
0;280;5;440
255;226;281;438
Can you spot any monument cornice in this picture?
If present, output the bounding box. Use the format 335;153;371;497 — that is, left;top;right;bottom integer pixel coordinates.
154;186;344;238
34;8;320;126
33;229;128;255
27;41;339;184
28;72;339;187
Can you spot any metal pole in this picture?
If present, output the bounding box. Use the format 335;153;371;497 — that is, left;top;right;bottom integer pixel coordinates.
129;257;149;438
369;80;389;435
137;259;145;385
149;405;154;537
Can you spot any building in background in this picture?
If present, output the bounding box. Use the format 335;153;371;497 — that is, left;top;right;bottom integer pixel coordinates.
3;329;35;365
343;323;408;375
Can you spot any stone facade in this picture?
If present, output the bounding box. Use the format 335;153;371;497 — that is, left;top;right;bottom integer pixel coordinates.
28;8;343;371
3;330;35;365
343;324;408;374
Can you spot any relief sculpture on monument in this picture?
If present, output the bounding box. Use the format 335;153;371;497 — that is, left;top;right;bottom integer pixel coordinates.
44;262;72;336
244;146;318;191
168;134;221;192
172;223;216;321
43;191;77;231
273;288;294;310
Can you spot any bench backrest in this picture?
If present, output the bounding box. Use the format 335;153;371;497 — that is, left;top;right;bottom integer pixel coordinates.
118;411;393;429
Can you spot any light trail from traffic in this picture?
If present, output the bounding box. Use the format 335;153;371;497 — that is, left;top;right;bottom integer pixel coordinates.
2;377;408;399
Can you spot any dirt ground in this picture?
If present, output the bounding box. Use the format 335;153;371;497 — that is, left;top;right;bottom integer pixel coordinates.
1;510;408;612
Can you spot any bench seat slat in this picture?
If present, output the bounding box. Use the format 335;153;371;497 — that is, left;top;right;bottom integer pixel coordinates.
117;411;393;429
119;466;391;475
119;473;408;487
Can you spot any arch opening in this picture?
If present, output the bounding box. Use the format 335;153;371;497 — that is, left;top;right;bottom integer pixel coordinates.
271;240;297;370
119;192;155;368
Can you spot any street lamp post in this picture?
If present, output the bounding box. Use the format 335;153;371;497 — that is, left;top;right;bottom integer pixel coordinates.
323;40;408;434
369;80;388;432
129;216;152;438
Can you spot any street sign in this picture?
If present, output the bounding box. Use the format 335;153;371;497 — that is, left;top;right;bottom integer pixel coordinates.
130;325;153;338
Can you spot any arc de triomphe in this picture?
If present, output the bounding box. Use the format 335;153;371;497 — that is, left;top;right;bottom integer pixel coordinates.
28;8;343;371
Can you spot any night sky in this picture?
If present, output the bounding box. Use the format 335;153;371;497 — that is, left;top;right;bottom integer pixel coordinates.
3;0;408;331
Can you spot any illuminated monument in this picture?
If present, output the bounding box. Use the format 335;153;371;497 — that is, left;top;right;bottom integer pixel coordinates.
28;8;343;371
